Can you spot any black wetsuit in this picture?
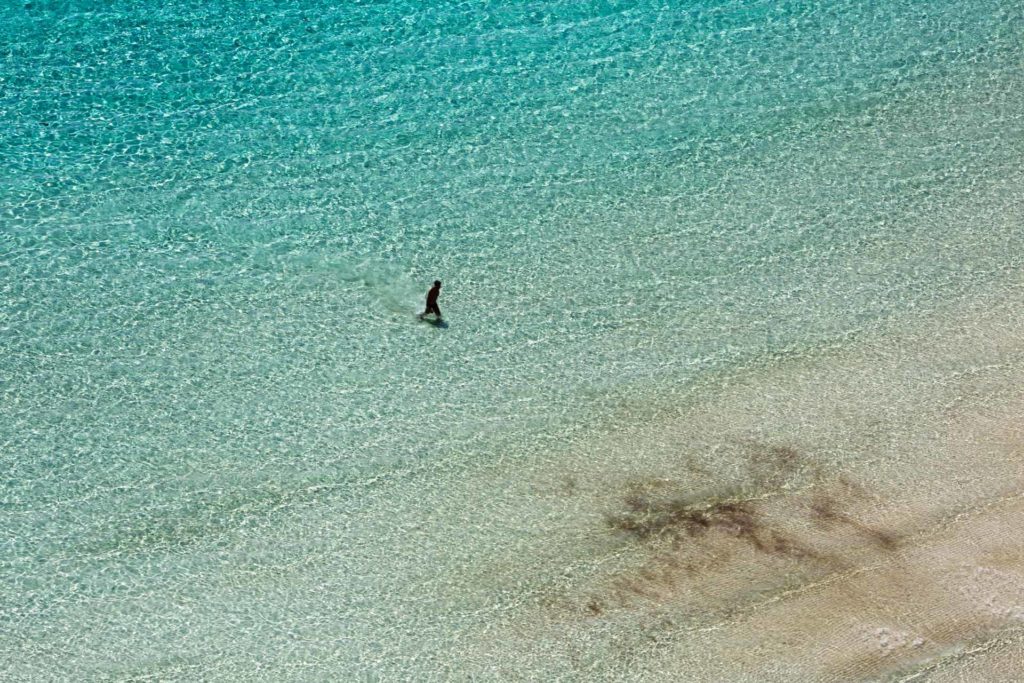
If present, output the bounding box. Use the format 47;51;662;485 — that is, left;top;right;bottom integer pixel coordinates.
423;285;441;317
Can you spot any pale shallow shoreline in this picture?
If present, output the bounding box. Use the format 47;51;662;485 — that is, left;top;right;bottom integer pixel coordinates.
9;280;1021;681
440;279;1024;681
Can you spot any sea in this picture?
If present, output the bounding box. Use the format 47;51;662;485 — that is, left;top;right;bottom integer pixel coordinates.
2;0;1023;680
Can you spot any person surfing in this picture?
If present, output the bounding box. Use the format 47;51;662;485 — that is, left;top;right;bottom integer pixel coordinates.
418;280;442;321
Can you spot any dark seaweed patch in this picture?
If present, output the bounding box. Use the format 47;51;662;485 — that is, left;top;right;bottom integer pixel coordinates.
607;494;817;562
581;443;904;621
810;495;900;551
608;494;711;540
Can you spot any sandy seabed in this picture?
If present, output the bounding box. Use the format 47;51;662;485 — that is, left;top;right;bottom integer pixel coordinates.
25;280;1021;682
433;279;1024;681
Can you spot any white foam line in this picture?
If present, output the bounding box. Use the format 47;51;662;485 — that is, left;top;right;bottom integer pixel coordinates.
895;627;1024;682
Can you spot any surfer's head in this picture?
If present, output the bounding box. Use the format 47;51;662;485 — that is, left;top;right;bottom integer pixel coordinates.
434;280;442;288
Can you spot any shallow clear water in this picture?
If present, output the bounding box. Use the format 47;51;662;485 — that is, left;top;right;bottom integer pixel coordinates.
2;0;1023;679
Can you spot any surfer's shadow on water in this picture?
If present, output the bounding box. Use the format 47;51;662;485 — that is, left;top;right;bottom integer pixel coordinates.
418;316;449;329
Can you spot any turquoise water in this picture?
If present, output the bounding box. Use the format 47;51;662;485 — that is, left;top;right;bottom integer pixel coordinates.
2;0;1023;679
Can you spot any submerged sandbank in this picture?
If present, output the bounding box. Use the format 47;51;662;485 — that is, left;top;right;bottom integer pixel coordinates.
17;282;1022;681
443;280;1024;680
